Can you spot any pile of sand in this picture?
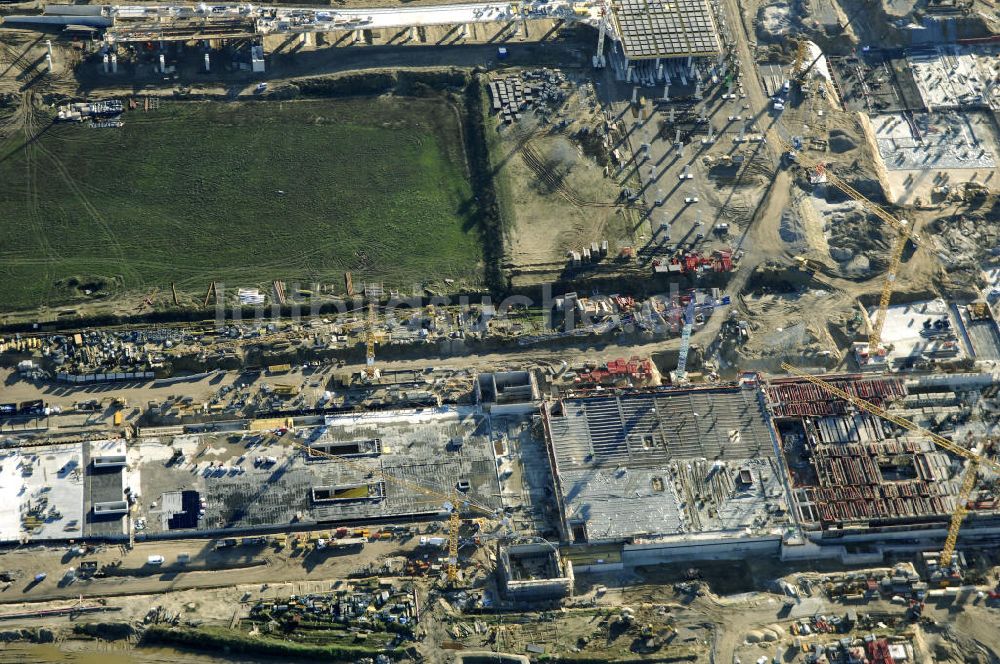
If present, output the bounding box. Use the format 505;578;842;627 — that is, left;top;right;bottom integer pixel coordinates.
829;129;858;153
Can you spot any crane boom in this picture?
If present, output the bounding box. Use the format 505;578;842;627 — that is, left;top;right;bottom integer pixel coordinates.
778;364;997;568
364;299;378;380
821;170;922;246
777;363;1000;474
941;460;978;568
595;1;608;65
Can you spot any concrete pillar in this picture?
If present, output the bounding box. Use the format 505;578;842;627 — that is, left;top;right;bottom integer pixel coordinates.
632;86;639;104
159;53;166;74
663;84;670;102
657;63;664;81
668;106;675;123
462;23;469;39
102;54;109;74
204;52;211;72
675;128;681;143
409;25;417;41
111;53;117;74
45;40;52;59
694;81;702;100
626;65;634;82
45;53;52;72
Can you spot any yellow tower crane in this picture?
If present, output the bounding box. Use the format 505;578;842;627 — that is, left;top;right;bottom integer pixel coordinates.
287;438;501;583
782;142;926;358
363;284;382;381
779;363;1000;568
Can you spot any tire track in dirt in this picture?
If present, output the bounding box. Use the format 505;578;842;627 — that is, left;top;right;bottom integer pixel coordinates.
515;130;618;209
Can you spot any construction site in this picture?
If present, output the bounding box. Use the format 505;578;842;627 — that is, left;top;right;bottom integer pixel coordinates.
2;0;1000;661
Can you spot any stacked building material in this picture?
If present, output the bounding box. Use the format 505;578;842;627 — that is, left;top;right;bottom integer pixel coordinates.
765;376;906;417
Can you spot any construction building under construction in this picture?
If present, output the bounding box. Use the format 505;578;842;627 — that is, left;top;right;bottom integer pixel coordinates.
765;374;999;536
542;386;793;561
609;0;719;61
130;406;503;538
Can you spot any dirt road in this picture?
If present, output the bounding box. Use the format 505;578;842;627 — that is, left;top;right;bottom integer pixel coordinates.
0;536;420;604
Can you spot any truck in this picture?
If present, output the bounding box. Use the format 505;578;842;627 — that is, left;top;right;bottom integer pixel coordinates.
420;536;448;548
329;537;366;549
18;400;45;416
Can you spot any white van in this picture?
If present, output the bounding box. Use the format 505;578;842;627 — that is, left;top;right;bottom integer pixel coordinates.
147;555;165;566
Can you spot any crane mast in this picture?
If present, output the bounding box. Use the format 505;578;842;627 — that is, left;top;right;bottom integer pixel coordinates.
291;438;499;584
672;298;696;384
363;284;381;381
779;363;999;568
780;140;924;356
594;1;609;68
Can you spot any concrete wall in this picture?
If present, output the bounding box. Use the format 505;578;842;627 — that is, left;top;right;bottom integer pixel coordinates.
499;543;574;600
3;15;112;27
622;534;781;565
907;371;997;391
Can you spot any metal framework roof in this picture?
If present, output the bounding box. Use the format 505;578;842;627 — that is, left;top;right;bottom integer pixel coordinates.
611;0;720;60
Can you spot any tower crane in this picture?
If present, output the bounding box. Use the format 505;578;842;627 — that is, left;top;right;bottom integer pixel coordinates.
671;298;696;384
779;363;1000;568
820;171;923;358
780;139;925;359
593;1;609;68
363;284;382;381
287;438;503;583
790;39;826;85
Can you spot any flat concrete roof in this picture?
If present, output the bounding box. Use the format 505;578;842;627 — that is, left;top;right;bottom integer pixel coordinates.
135;407;503;535
610;0;720;60
0;444;85;543
545;388;790;543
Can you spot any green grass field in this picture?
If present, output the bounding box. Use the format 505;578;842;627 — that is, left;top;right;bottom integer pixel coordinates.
0;97;483;312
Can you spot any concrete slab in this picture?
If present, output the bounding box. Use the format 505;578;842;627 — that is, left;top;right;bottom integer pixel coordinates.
0;444;86;543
